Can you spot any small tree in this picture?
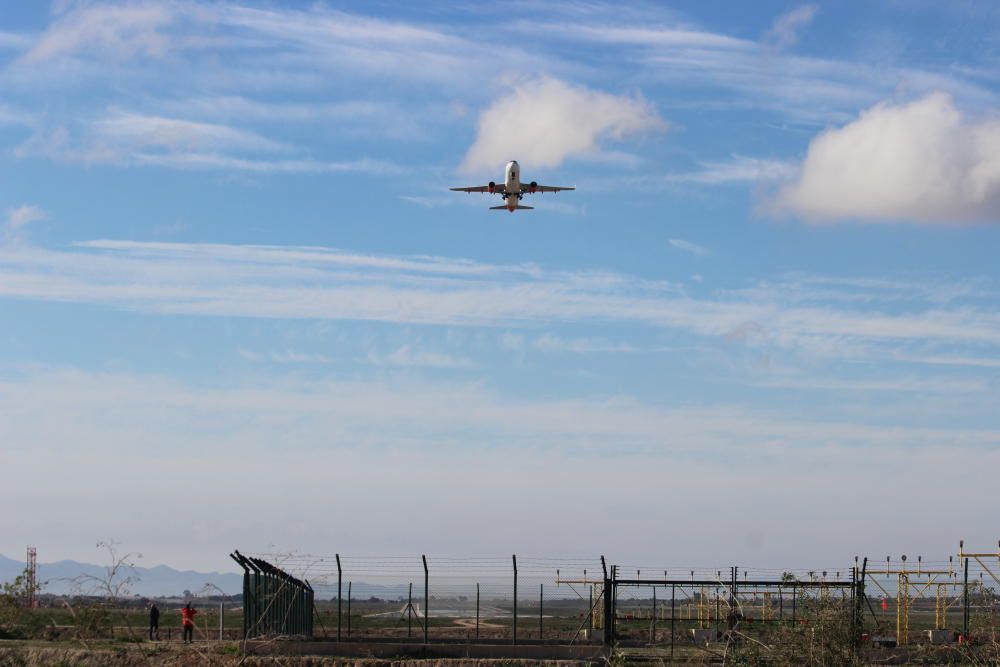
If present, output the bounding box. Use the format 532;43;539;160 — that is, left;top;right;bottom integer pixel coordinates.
0;568;49;639
67;540;142;641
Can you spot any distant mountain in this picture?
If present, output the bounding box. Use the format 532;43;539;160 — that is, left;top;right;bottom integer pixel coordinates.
0;554;242;597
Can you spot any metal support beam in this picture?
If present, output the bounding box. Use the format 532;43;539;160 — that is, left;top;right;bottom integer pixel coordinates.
335;554;342;641
512;554;518;645
963;557;970;638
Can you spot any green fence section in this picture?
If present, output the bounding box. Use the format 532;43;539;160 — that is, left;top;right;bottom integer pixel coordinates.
231;550;314;638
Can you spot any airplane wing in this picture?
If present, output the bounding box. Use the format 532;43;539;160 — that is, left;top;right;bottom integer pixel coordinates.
523;184;574;194
450;184;506;194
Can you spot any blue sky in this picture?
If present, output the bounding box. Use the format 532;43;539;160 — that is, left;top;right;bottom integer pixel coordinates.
1;1;999;573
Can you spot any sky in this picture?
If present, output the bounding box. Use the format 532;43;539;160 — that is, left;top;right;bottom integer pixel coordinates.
1;1;1000;575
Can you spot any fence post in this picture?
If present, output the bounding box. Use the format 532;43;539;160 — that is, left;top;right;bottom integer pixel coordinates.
476;582;480;640
651;586;656;642
408;582;413;638
422;554;429;645
610;565;616;637
512;554;518;645
601;556;612;645
335;554;342;641
589;585;593;633
347;581;352;638
963;557;970;637
670;583;675;660
539;583;543;639
792;582;797;624
219;601;224;641
730;566;737;630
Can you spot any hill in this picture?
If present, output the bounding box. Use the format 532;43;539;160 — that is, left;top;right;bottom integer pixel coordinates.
0;553;242;597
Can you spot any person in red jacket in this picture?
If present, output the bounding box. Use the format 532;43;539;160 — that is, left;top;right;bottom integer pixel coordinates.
180;602;197;643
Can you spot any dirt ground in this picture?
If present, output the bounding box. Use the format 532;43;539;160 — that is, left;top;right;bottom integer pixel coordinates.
0;642;593;667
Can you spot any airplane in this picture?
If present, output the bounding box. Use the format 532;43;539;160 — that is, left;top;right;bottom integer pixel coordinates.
451;161;574;212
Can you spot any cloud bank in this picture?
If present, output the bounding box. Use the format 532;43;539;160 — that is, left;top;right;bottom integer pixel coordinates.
776;93;1000;223
1;240;999;367
461;77;666;172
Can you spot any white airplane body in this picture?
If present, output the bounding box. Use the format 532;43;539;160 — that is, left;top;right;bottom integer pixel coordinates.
451;161;574;212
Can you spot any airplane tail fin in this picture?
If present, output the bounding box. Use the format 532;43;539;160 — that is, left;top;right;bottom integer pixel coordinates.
489;205;534;210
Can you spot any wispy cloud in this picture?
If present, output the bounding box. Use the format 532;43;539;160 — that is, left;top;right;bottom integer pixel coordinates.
367;344;475;369
1;241;999;367
5;204;46;230
130;153;401;175
0;30;32;51
754;375;987;394
531;333;638;354
20;3;177;64
765;5;819;51
13;112;399;174
270;350;335;364
2;365;995;457
92;111;290;153
665;155;798;185
515;12;996;125
668;239;711;256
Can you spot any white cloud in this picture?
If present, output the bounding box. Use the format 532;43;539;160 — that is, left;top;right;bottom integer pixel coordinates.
774;93;1000;223
15;113;399;174
666;155;798;185
755;375;986;394
368;344;474;369
532;333;637;353
5;204;47;229
270;349;335;364
0;30;31;51
668;239;711;256
131;153;400;175
92;112;290;153
460;77;666;172
523;14;997;127
766;5;818;50
21;3;176;63
0;104;32;126
2;241;1000;364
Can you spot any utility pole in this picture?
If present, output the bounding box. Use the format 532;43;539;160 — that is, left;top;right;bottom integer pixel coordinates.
25;547;37;608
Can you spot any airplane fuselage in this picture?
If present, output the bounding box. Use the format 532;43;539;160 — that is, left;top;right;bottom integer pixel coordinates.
504;161;521;210
505;161;521;194
501;161;541;211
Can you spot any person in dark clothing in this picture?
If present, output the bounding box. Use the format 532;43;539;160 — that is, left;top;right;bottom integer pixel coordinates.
148;603;160;640
181;602;197;643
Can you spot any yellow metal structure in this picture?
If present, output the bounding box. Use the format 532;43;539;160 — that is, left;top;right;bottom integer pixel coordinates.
697;586;710;629
554;571;604;630
958;541;1000;589
876;556;954;645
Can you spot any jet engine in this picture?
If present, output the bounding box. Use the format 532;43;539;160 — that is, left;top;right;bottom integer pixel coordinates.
488;181;496;194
